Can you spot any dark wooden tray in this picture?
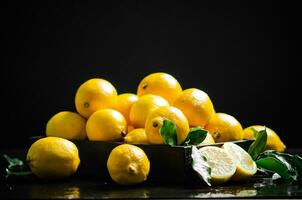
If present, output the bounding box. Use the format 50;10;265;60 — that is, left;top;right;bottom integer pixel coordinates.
28;137;254;184
78;140;253;183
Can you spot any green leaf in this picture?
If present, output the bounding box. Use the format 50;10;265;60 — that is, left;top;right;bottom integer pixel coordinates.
248;128;267;160
3;154;32;177
183;128;208;145
160;119;177;146
256;157;295;182
191;146;211;186
256;166;275;176
6;169;32;176
274;153;302;178
256;150;302;182
3;154;23;168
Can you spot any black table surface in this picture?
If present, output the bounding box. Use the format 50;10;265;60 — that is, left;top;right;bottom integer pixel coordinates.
1;148;302;199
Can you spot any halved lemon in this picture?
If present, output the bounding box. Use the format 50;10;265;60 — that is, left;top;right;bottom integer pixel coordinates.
199;146;236;184
222;142;257;181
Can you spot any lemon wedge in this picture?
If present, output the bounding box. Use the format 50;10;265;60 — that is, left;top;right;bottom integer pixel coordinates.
222;142;257;181
199;146;236;184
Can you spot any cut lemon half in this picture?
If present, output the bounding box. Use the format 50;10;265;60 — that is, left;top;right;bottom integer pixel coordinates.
222;142;257;181
199;146;236;184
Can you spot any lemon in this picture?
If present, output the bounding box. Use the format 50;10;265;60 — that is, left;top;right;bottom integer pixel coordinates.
46;111;86;140
145;106;190;145
243;125;286;152
86;109;127;141
124;128;149;144
174;88;215;127
129;94;169;128
75;78;118;118
26;137;80;179
222;142;257;181
137;72;182;104
107;144;150;185
114;93;138;125
205;113;243;143
199;146;236;184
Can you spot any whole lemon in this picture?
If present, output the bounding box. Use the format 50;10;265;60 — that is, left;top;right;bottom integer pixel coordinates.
145;106;190;145
124;128;149;145
114;93;138;125
243;125;286;152
129;94;169;128
173;88;215;127
26;137;80;179
137;72;182;104
107;144;150;185
46;111;86;140
86;109;127;141
75;78;118;118
204;113;243;143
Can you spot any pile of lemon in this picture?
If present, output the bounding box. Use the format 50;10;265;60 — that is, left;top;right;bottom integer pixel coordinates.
26;72;286;185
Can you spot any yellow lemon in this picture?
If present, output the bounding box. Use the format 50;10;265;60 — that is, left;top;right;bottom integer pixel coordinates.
26;137;80;179
46;111;86;140
86;109;127;141
137;72;182;104
75;78;118;118
129;94;169;128
114;93;138;125
205;113;243;143
222;142;257;181
199;146;236;184
107;144;150;185
243;125;286;152
124;128;149;145
173;88;215;127
145;106;190;145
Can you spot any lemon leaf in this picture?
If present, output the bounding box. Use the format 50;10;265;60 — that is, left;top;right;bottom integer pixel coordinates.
3;154;23;168
6;169;32;176
256;157;295;182
160;119;177;146
183;128;208;145
256;150;302;182
248;128;267;160
251;127;259;138
3;154;32;177
191;146;211;186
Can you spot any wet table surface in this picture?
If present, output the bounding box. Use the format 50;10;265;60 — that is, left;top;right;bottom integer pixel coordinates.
1;177;302;199
1;148;302;199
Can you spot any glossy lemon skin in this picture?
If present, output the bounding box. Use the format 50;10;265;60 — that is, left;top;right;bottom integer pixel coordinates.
75;78;118;118
26;137;80;179
114;93;138;125
243;125;286;152
130;94;169;128
137;72;182;104
124;128;149;145
86;109;127;141
46;111;87;140
145;106;190;145
107;144;150;185
174;88;215;127
205;113;243;143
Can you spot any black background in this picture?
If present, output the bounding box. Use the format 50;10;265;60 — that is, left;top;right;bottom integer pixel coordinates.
1;1;300;148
